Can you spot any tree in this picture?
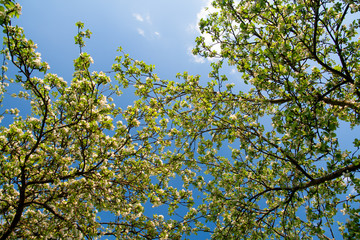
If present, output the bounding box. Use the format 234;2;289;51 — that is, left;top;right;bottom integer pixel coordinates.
127;0;360;239
0;1;198;239
1;0;360;239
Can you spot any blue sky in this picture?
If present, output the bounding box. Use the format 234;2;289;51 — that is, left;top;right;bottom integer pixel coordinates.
8;0;246;112
14;0;216;82
6;1;220;239
5;1;359;239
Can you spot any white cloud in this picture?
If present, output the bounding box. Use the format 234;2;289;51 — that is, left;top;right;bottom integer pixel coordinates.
231;68;238;74
188;0;220;63
145;15;151;24
133;13;159;39
188;0;241;63
136;29;161;39
196;0;215;25
188;0;214;33
133;13;152;24
133;13;144;22
137;28;145;37
193;55;206;64
187;47;205;63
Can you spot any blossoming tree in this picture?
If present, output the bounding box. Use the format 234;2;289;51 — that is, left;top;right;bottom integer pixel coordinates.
126;0;360;239
1;0;360;239
0;1;197;239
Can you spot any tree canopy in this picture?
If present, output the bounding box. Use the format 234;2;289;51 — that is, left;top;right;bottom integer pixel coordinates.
1;0;360;239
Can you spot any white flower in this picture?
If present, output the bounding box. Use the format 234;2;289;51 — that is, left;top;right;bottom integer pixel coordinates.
133;118;140;127
10;108;19;115
340;208;346;215
33;58;42;67
15;3;22;15
99;96;107;106
229;114;237;120
0;11;5;20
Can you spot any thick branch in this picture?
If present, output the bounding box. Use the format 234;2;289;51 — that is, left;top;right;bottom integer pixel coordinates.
237;96;359;109
298;163;360;191
0;167;26;240
268;162;360;192
322;97;360;109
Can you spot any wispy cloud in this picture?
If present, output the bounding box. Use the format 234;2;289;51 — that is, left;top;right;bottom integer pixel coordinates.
133;13;151;24
136;28;160;39
187;47;205;64
133;13;160;39
145;15;151;24
133;13;144;22
231;68;238;74
187;0;220;63
137;28;145;37
188;0;241;63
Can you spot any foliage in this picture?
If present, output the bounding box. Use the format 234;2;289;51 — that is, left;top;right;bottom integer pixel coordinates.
1;0;360;239
0;1;197;239
129;0;360;238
